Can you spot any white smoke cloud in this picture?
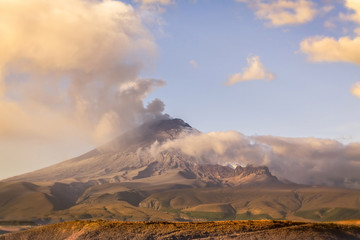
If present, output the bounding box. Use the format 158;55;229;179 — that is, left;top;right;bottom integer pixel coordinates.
150;131;360;189
0;0;168;178
254;136;360;188
0;0;166;143
150;131;262;163
226;56;275;85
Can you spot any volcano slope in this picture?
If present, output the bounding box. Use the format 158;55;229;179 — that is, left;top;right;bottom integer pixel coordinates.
0;118;360;224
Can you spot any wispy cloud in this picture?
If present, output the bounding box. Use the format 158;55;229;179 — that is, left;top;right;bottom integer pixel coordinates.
136;0;173;5
133;0;174;12
237;0;317;26
226;56;275;85
189;60;198;69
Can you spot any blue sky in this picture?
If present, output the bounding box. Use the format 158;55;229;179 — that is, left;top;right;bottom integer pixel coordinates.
142;0;360;141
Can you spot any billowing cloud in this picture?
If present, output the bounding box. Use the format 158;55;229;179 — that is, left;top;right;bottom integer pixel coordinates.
0;0;168;179
351;82;360;98
226;56;275;85
254;136;360;188
189;60;198;69
149;131;360;189
300;36;360;64
151;131;247;160
0;0;166;143
300;0;360;65
237;0;317;26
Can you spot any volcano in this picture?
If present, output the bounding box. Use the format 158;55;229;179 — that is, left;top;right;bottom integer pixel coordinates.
1;118;359;223
5;118;279;187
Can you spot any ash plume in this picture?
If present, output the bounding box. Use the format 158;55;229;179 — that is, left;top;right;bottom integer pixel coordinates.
0;0;166;144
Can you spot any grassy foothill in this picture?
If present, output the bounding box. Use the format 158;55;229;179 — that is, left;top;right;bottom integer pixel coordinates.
1;219;360;240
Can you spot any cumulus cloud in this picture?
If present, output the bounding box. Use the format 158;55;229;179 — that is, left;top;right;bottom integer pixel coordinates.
149;131;360;188
226;56;275;85
0;0;165;144
300;36;360;64
237;0;317;26
351;82;360;98
300;0;360;65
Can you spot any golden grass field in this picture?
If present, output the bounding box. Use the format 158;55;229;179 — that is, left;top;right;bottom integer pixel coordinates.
1;220;360;240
